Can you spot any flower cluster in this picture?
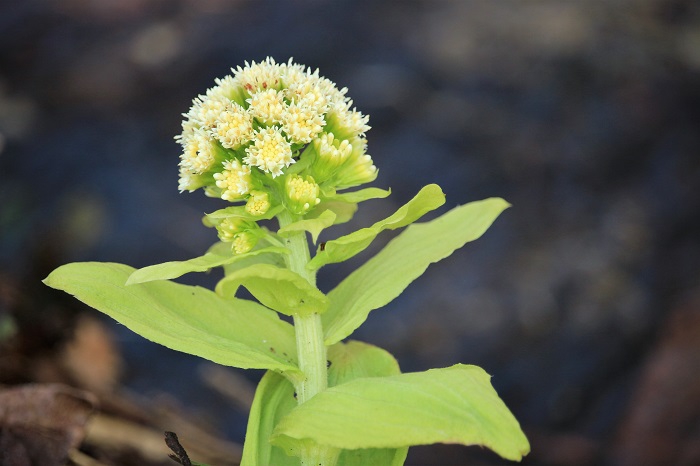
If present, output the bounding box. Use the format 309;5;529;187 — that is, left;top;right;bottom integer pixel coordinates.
177;58;376;222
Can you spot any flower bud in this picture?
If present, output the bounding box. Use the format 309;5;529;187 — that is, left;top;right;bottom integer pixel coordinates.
334;139;378;189
245;190;271;216
324;104;371;140
215;217;259;254
232;231;257;254
285;174;321;215
213;159;252;201
309;132;353;182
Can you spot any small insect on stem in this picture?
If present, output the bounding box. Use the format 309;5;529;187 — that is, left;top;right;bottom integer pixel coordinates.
320;242;326;252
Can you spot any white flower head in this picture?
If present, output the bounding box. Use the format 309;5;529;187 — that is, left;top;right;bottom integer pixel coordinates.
327;103;371;139
179;128;217;174
213;102;254;149
175;118;198;146
187;94;231;129
284;71;329;113
282;102;325;144
232;57;284;95
213;159;252;201
209;74;238;101
248;89;286;125
178;57;375;200
244;127;294;178
178;167;203;193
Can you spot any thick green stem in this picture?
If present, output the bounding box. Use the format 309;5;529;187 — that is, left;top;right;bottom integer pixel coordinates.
278;210;335;466
293;312;327;403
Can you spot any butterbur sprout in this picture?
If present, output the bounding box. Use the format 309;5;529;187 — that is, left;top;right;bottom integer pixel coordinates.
45;57;529;466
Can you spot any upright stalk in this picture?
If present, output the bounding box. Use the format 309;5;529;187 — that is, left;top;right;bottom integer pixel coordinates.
278;210;336;465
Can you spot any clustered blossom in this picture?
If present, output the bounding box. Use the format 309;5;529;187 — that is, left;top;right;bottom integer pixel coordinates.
176;57;377;251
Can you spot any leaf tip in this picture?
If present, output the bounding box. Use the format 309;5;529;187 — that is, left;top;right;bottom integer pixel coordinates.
42;267;63;289
492;197;512;210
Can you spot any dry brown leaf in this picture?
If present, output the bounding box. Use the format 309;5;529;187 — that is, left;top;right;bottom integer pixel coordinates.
0;384;96;466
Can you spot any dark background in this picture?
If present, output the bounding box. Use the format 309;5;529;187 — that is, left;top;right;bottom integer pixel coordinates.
2;1;700;465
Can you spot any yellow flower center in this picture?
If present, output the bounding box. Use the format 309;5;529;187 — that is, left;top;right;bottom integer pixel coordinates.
286;174;321;214
215;104;254;149
248;89;286;124
232;233;255;254
282;103;325;144
244;127;294;178
180;129;215;174
245;191;271;216
213;160;252;201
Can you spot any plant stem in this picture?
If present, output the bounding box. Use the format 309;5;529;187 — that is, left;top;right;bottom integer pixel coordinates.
278;210;335;466
293;311;327;403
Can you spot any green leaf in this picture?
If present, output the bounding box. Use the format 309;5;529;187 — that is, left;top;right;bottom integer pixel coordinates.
327;340;401;386
272;364;530;462
336;447;408;466
241;341;407;465
309;201;358;225
241;371;339;466
328;187;391;204
204;204;283;221
216;264;329;317
240;371;300;466
278;209;336;244
126;242;289;285
307;184;446;271
328;341;408;466
43;262;300;376
323;197;509;345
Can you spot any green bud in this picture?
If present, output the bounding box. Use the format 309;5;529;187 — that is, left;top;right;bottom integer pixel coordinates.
310;132;353;183
245;190;272;216
231;230;258;254
216;217;255;241
285;174;321;215
334;138;378;189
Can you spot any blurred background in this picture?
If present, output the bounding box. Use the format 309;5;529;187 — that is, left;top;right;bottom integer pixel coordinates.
1;1;699;465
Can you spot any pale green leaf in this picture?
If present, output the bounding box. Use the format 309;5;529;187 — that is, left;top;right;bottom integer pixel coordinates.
307;184;446;271
323;197;510;345
278;209;336;244
309;201;358;225
43;262;300;376
216;264;329;317
327;340;401;387
272;364;530;462
328;341;408;466
241;341;406;465
329;187;391;204
126;243;288;285
336;447;408;466
204;204;283;221
240;371;300;466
